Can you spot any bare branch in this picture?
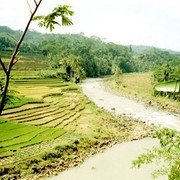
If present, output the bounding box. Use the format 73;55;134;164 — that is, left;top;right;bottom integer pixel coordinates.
34;0;38;6
12;58;19;66
12;52;21;66
0;58;7;75
8;0;43;72
26;0;33;14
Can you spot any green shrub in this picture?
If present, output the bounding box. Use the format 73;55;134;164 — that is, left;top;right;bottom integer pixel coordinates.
132;128;180;179
41;151;62;160
3;94;43;110
38;69;66;79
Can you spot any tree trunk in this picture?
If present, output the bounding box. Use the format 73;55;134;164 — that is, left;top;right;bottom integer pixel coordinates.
0;71;10;114
0;0;42;115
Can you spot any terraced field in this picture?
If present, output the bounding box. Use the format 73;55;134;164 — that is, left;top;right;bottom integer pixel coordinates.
0;78;149;179
0;120;65;158
3;80;86;129
0;79;87;159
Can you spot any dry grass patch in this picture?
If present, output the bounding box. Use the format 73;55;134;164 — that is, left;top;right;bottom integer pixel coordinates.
104;72;180;113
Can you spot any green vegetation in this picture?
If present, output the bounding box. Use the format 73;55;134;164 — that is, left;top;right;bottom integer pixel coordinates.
4;94;43;110
0;1;74;114
132;128;180;179
132;47;180;72
1;26;180;79
0;78;149;179
0;119;65;158
0;25;179;179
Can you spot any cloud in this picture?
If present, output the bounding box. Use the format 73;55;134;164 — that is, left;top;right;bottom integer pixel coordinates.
0;0;179;51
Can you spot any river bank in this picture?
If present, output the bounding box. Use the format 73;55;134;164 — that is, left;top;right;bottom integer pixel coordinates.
49;78;180;180
103;74;180;115
51;138;167;180
81;78;180;131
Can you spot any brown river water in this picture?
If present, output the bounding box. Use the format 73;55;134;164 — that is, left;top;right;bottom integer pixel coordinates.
81;78;180;131
50;78;179;180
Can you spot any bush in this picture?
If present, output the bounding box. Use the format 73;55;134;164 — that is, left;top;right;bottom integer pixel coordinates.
41;151;62;160
38;69;66;79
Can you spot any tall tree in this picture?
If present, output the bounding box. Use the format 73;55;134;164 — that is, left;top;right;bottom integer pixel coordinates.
0;0;74;114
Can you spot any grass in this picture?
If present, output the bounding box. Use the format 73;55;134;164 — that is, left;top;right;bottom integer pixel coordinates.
4;95;43;110
104;72;180;114
0;51;51;82
2;81;87;129
0;70;40;79
0;119;65;157
0;51;48;72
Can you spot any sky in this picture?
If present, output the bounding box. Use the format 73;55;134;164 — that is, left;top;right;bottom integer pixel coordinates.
0;0;180;51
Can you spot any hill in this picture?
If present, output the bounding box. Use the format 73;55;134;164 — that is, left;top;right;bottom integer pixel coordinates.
131;45;180;55
0;26;180;76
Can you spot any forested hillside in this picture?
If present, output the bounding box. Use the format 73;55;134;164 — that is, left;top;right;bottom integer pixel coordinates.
0;26;179;77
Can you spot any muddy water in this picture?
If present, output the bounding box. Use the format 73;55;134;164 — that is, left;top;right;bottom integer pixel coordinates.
50;78;179;180
81;78;180;131
51;138;167;180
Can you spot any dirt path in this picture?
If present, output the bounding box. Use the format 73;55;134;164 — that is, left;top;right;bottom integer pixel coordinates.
81;78;180;131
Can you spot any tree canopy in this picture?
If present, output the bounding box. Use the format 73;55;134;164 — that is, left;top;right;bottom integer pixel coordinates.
0;26;180;78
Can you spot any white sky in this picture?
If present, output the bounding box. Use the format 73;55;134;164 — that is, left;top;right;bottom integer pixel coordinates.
0;0;180;51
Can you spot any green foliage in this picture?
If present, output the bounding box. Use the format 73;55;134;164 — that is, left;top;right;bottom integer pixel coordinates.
132;128;180;179
0;26;180;77
42;34;133;77
153;64;179;83
1;93;43;110
33;5;74;31
0;85;38;109
153;64;180;100
112;65;123;78
38;69;66;79
131;48;179;72
112;65;123;85
60;55;86;80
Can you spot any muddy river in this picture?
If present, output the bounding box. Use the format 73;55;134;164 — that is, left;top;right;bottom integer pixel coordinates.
81;78;180;131
50;78;179;180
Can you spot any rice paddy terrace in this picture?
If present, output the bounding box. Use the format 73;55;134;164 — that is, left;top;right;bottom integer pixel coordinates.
0;79;86;158
0;78;149;179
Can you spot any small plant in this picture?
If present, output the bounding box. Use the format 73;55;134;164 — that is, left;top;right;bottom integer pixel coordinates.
41;151;62;160
132;128;180;179
112;65;123;84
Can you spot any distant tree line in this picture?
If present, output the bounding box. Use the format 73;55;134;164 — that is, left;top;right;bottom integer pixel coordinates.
0;26;180;78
